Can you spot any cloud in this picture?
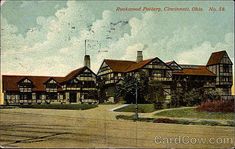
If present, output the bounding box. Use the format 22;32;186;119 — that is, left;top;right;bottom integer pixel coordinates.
1;1;234;77
176;33;234;64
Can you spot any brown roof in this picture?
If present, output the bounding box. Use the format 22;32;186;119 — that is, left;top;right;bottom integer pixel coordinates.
173;66;216;76
125;59;154;72
2;75;64;92
104;59;136;72
2;66;94;92
207;50;226;66
63;67;85;82
104;58;155;73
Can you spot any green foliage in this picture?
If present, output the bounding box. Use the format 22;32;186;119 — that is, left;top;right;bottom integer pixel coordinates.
115;72;149;103
202;88;223;101
115;114;234;127
183;89;203;106
147;81;166;109
197;120;220;126
116;115;154;122
114;104;156;113
154;107;234;120
19;103;98;110
97;76;107;103
226;121;235;127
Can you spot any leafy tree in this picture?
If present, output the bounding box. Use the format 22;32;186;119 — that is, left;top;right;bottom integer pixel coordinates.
203;88;222;101
183;88;203;106
97;76;107;103
115;72;149;104
147;81;166;109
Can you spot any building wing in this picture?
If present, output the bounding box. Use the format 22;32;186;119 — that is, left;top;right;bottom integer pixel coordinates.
2;75;64;92
173;66;216;76
207;50;232;66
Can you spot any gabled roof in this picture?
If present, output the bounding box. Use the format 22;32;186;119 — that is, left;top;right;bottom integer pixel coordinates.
103;58;158;73
102;57;169;73
207;50;226;66
165;61;172;65
63;67;85;82
166;60;182;70
62;66;96;83
2;75;64;92
2;66;96;92
173;66;216;76
104;59;136;72
43;77;61;84
125;58;154;72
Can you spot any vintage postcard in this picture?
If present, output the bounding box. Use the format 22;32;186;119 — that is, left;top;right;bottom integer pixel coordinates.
0;0;234;148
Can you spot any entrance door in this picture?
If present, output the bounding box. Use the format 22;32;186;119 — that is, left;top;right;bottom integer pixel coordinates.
69;92;77;103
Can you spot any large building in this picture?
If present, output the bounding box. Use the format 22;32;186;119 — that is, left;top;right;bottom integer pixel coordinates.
2;55;98;105
206;51;233;95
97;51;172;102
1;50;233;105
97;50;233;102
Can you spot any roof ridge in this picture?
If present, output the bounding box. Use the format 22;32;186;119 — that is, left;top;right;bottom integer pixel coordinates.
104;59;136;63
2;74;64;78
211;50;226;54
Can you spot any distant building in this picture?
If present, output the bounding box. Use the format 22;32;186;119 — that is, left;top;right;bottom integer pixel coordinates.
2;55;98;105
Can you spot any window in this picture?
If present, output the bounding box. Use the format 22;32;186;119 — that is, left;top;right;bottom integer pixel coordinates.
223;65;229;73
18;78;33;92
152;70;164;77
46;79;58;92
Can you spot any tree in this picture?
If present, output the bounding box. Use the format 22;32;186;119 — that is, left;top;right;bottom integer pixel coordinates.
183;88;203;106
97;76;107;103
203;88;222;101
115;72;149;104
147;81;166;109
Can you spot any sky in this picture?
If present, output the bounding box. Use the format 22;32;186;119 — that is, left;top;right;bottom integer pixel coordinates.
0;1;234;97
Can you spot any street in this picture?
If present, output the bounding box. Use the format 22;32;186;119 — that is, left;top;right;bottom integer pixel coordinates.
0;105;234;148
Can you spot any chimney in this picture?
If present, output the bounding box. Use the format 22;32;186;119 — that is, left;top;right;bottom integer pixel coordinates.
84;55;90;68
136;51;143;62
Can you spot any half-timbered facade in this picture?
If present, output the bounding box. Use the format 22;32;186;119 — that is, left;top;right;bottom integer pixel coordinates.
206;51;233;95
172;66;216;91
60;67;97;103
97;51;173;102
2;65;98;105
2;50;233;105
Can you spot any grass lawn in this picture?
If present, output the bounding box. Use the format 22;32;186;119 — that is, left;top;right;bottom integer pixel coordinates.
154;107;234;120
19;103;98;110
114;104;155;113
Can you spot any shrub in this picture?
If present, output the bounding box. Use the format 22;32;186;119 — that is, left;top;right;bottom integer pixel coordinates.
115;115;154;122
153;118;177;124
198;120;220;126
196;99;234;113
226;121;235;127
116;115;135;120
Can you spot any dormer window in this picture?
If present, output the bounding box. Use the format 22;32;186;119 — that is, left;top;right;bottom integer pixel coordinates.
18;78;33;92
45;79;57;92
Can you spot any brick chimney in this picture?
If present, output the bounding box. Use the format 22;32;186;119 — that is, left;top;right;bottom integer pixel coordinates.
84;55;90;68
136;51;143;62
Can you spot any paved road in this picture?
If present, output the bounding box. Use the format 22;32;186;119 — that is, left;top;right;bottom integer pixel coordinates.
0;105;234;148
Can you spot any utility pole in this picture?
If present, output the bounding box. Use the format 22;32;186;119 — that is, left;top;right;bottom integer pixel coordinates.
135;81;138;120
135;72;139;120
